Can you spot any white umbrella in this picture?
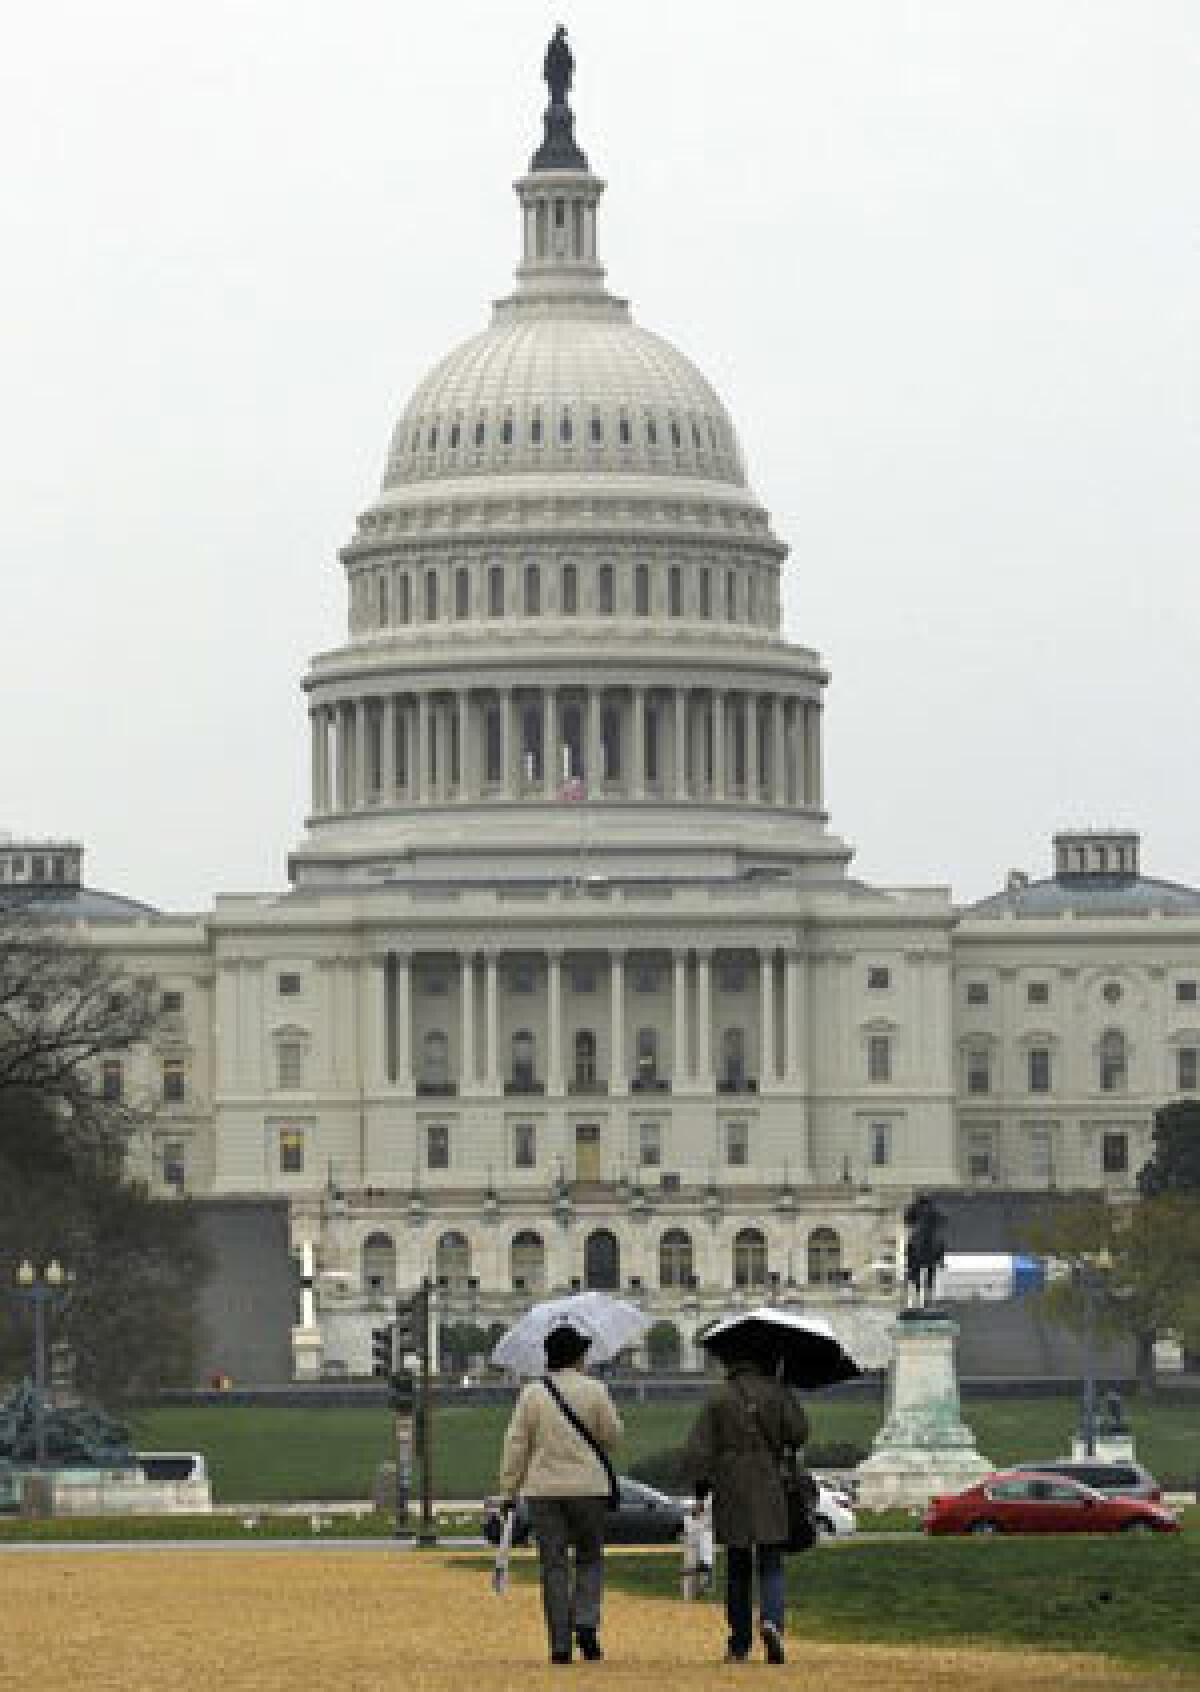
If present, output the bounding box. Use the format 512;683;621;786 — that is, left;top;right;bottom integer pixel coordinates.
491;1291;651;1377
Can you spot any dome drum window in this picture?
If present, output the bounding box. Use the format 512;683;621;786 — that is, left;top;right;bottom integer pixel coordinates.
559;409;573;445
449;420;461;449
531;410;544;446
502;414;514;446
474;417;486;447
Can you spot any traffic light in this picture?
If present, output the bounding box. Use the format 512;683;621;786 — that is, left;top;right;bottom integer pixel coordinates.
371;1325;394;1379
388;1370;415;1412
393;1285;429;1366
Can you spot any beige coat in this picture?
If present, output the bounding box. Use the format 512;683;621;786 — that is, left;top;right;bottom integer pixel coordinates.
498;1369;623;1499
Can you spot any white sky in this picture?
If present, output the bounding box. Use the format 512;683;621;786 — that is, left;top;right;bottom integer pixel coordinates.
2;1;1197;912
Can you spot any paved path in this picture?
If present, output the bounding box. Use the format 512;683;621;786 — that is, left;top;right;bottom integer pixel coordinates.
0;1549;1182;1692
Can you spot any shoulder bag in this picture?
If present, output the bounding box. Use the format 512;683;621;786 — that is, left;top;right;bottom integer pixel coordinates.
541;1375;620;1510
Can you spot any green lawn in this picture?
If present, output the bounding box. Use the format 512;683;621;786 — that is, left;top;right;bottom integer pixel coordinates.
126;1394;1200;1504
498;1536;1200;1673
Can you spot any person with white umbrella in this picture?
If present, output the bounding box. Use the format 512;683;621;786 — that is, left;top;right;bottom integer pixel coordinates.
497;1323;623;1665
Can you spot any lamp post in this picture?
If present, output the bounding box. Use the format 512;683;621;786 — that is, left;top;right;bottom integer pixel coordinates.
1075;1249;1113;1459
15;1259;68;1468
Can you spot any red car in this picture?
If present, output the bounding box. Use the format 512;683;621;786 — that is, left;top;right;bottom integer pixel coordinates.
923;1470;1179;1536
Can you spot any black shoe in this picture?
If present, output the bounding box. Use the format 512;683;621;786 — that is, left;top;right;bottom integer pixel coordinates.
576;1629;602;1661
550;1649;572;1664
760;1620;786;1665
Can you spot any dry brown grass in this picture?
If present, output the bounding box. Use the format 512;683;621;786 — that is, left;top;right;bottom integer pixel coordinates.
0;1551;1192;1692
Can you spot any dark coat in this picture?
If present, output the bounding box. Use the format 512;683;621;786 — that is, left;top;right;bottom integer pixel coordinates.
683;1364;810;1549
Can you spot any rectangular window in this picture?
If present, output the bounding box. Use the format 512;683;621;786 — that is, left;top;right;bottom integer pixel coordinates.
869;1120;891;1168
634;563;650;616
426;1123;450;1170
398;572;411;625
485;704;502;784
725;570;736;620
513;1122;536;1169
279;1127;304;1174
635;1027;658;1086
570;963;596;994
424;570;438;621
277;1042;304;1090
162;1059;185;1104
102;1060;123;1102
638;1120;661;1167
1030;1125;1053;1181
278;972;302;997
598;563;614;615
725;1120;749;1167
867;1035;891;1084
867;965;890;991
1177;980;1198;1004
1028;1047;1051;1093
455;566;469;619
162;990;184;1014
1103;1132;1128;1175
488;564;504;617
524;563;540;615
162;1140;186;1189
717;958;747;992
967;1129;993;1183
698;567;712;620
966;982;989;1007
1027;981;1050;1006
645;704;659;785
967;1047;991;1095
562;562;578;615
1178;1047;1198;1092
668;565;682;618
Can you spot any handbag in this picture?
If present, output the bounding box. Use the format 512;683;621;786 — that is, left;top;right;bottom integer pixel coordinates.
541;1375;620;1510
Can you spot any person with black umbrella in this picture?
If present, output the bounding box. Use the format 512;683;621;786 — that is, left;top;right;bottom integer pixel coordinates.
683;1338;810;1665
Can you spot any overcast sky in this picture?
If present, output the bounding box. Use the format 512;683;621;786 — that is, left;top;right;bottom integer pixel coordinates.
2;1;1197;912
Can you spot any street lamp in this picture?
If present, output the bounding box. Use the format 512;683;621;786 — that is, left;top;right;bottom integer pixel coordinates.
15;1259;69;1469
1075;1249;1113;1459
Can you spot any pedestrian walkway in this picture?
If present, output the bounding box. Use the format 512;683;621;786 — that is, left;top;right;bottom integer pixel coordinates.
0;1549;1170;1692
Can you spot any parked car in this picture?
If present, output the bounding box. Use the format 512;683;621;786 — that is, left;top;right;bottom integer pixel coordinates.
1008;1459;1162;1502
812;1476;857;1540
922;1471;1178;1537
484;1477;685;1548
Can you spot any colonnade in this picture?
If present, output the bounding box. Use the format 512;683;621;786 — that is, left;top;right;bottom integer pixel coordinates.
309;684;823;815
365;944;808;1096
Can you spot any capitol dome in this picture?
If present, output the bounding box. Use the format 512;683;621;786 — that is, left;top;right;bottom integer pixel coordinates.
294;52;845;890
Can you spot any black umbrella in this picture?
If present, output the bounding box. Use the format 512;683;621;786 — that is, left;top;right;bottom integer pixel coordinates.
698;1307;864;1389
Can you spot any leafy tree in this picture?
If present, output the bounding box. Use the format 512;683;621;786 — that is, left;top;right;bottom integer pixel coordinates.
645;1319;682;1370
0;899;209;1402
1027;1194;1200;1386
438;1320;491;1374
1138;1099;1200;1197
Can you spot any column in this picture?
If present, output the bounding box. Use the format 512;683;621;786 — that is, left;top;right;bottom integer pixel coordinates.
696;950;712;1085
609;948;625;1094
547;949;563;1096
674;688;688;800
485;950;499;1089
759;947;776;1092
336;704;350;810
416;692;429;803
395;951;413;1090
542;687;556;799
381;695;395;805
631;686;646;799
309;709;324;815
368;952;389;1087
673;949;689;1088
456;689;470;800
784;949;805;1086
355;699;370;809
460;952;475;1092
588;687;602;791
772;695;786;806
812;703;824;810
500;687;513;799
711;690;726;800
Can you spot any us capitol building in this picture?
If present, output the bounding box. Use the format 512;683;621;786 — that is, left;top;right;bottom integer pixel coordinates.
13;44;1200;1376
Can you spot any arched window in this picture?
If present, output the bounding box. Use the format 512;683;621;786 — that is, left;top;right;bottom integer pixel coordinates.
511;1030;537;1091
585;1229;620;1291
1100;1030;1127;1093
436;1229;471;1292
574;1030;597;1088
510;1230;545;1294
720;1028;746;1092
362;1231;396;1298
659;1228;693;1289
421;1030;449;1091
807;1227;842;1286
733;1227;767;1289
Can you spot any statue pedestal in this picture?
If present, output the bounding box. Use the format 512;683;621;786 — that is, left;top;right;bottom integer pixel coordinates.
1071;1433;1136;1463
855;1310;992;1510
292;1323;325;1382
